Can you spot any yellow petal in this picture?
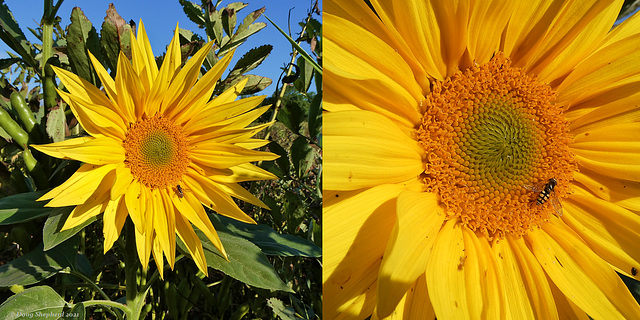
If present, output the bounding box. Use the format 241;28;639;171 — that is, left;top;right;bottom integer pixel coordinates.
492;238;538;320
42;163;117;207
467;0;513;63
61;168;115;230
461;229;506;319
147;24;181;116
206;163;277;183
190;142;278;169
324;110;424;191
163;42;215;117
172;52;235;126
207;77;248;107
103;195;127;253
563;195;640;280
324;184;404;319
324;12;424;124
425;219;471;319
573;169;640;211
530;0;621;83
509;236;559;320
111;163;134;200
574;150;640;182
57;90;126;140
171;190;227;260
376;191;444;317
527;220;640;319
183;169;255;224
115;51;145;120
403;274;435;319
567;92;640;135
548;279;591;320
557;32;640;107
125;180;145;233
213;182;269;209
174;211;208;276
183;96;266;135
571;122;640;153
34;135;124;165
160;188;177;268
151;237;165;280
151;188;173;270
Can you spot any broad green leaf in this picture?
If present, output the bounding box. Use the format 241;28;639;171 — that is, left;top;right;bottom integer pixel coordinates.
67;7;102;87
178;228;292;292
233;7;265;42
68;302;86;320
291;136;314;179
293;56;313;93
0;2;39;73
262;194;283;225
45;104;66;143
221;6;238;37
0;191;49;225
212;214;321;257
228;45;272;78
220;74;271;95
267;298;298;320
0;286;68;320
276;97;304;134
0;237;78;287
283;191;306;230
308;92;321;138
100;4;131;73
42;206;96;251
267;141;290;178
178;0;205;27
208;7;224;47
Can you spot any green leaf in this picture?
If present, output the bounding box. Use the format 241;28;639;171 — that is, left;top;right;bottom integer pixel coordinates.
266;298;298;320
233;7;265;42
67;7;102;87
100;4;132;73
308;92;322;138
42;206;96;251
68;302;86;320
293;56;313;93
0;191;50;225
267;141;290;178
283;191;306;230
0;57;20;70
0;2;40;73
213;214;321;257
178;0;205;27
178;227;292;292
276;99;304;134
221;6;238;37
0;286;68;320
291;136;315;179
228;45;272;78
0;237;78;287
45;104;66;143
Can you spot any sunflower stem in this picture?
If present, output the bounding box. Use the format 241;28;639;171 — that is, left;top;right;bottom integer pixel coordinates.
124;219;146;320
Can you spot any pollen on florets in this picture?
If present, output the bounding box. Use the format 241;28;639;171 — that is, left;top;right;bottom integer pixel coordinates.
417;53;576;239
124;114;190;189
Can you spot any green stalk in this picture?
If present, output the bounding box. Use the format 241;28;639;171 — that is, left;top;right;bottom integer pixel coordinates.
41;1;54;76
123;219;153;320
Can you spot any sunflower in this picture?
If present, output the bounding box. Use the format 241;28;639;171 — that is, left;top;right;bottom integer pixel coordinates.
33;21;277;277
325;0;640;319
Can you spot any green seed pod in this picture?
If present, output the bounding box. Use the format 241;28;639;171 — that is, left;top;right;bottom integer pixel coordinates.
10;91;41;143
0;107;29;148
44;56;60;113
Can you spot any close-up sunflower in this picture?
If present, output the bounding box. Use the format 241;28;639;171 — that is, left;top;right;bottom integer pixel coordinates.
33;21;277;277
325;0;640;319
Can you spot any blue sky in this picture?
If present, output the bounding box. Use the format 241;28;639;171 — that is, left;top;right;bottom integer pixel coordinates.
1;0;321;92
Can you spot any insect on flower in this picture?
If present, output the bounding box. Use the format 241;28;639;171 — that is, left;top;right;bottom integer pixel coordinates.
524;178;562;216
176;184;184;199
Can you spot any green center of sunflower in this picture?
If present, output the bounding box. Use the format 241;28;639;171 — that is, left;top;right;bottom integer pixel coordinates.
124;114;189;189
417;53;576;239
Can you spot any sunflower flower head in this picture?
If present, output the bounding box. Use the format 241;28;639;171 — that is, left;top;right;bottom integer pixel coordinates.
34;21;278;278
326;0;640;319
417;53;577;239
